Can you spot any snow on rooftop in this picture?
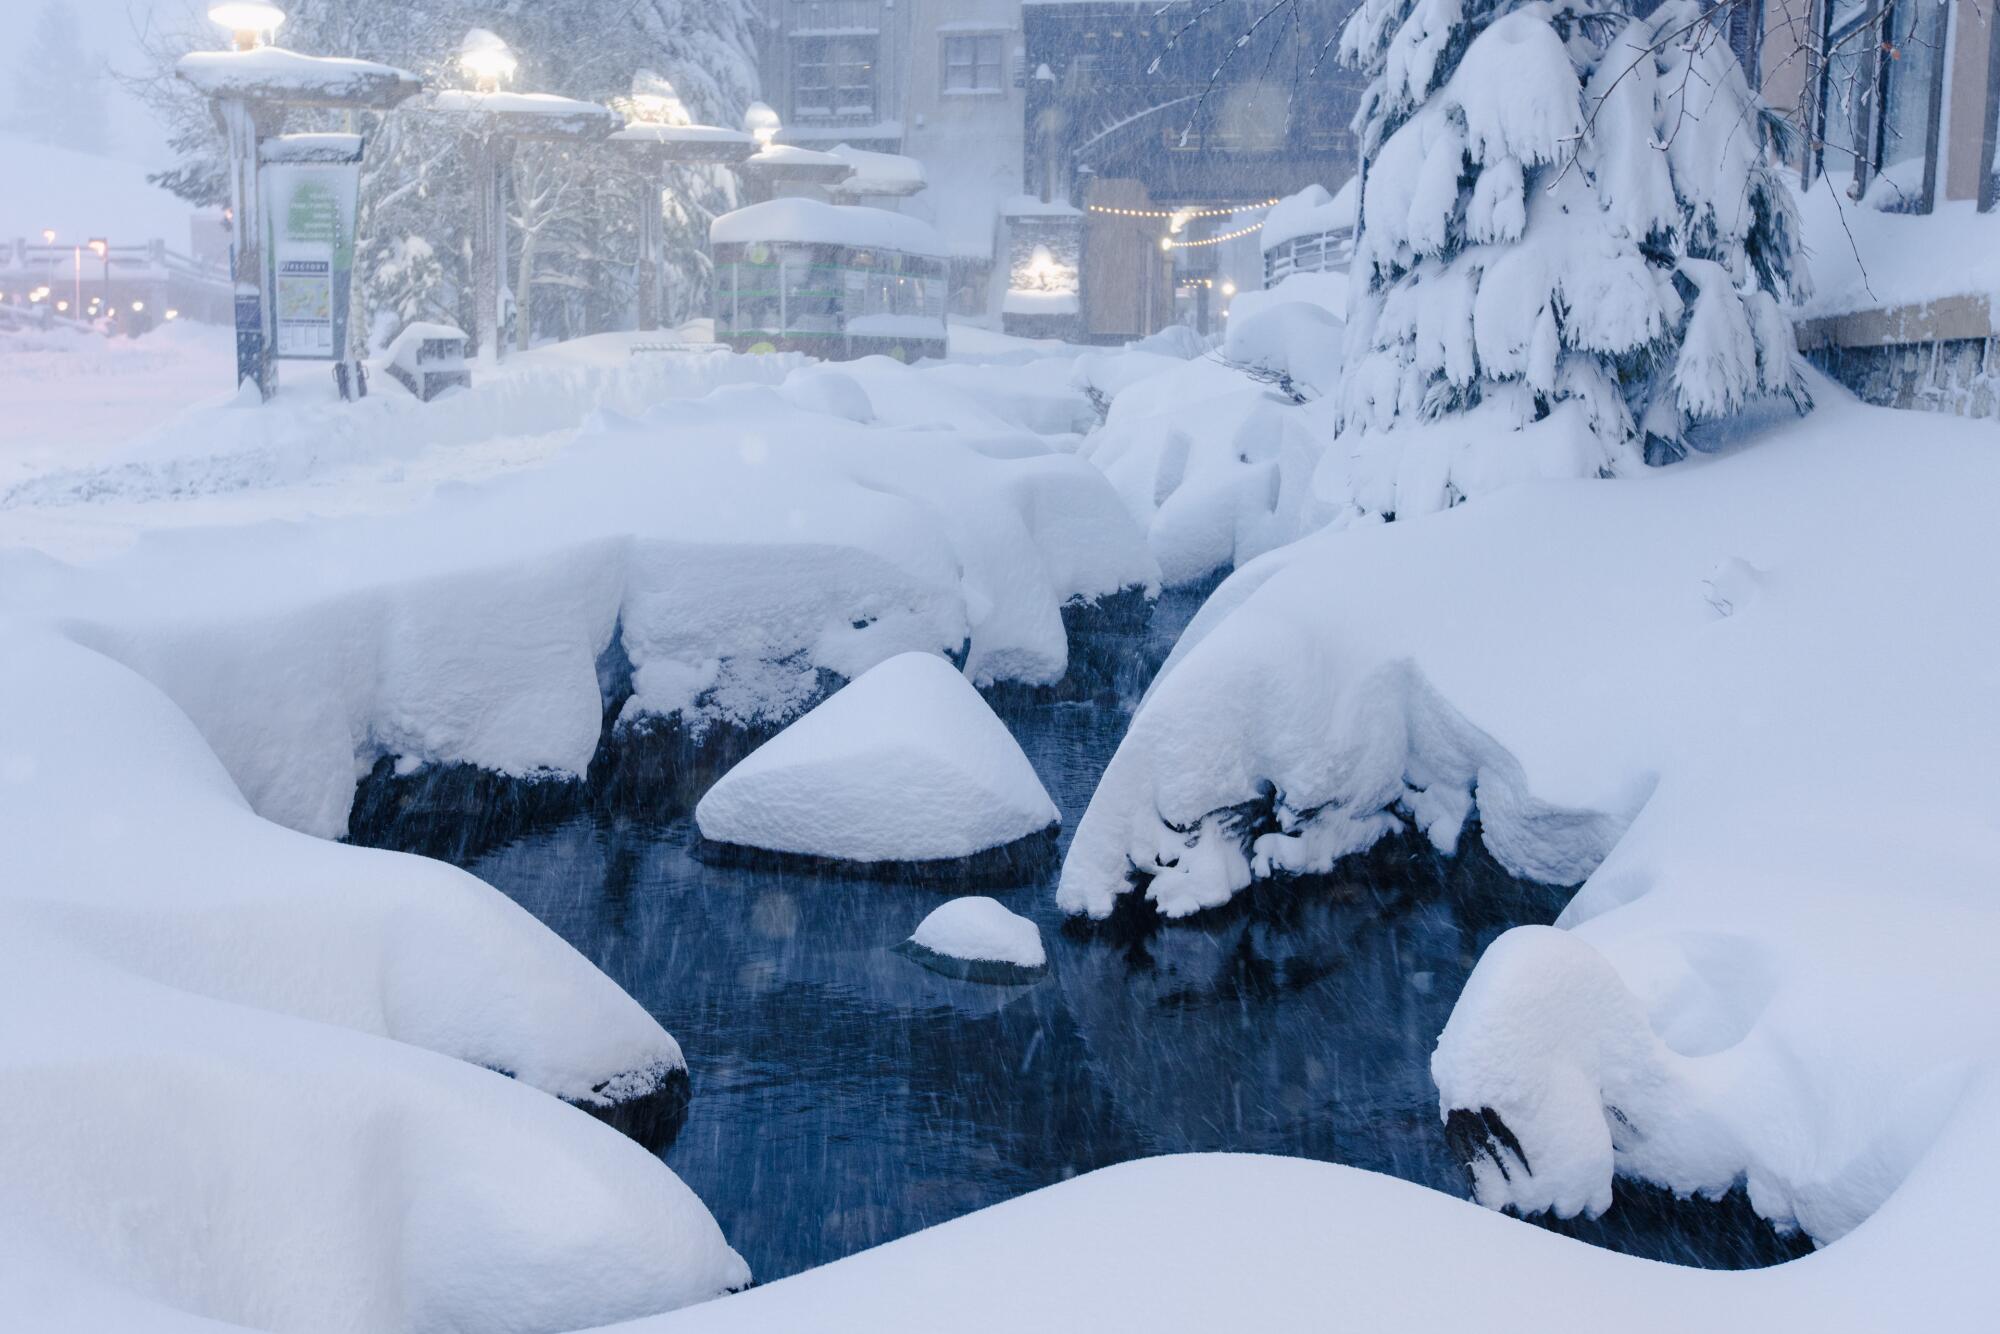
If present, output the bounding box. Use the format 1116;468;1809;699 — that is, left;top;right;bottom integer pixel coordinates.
826;144;928;197
1261;179;1357;251
695;652;1059;864
430;89;621;130
711;197;948;258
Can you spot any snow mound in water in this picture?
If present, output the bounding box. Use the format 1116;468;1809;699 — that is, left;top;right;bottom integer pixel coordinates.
697;652;1058;863
908;896;1046;969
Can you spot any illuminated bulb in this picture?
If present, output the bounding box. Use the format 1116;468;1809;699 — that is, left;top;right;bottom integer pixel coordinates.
208;1;286;49
131;300;145;312
458;28;518;91
1221;281;1236;297
165;309;181;320
41;228;55;243
744;101;781;147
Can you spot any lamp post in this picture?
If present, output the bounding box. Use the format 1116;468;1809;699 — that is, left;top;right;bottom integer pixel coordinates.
457;29;518;362
609;72;754;331
208;2;285;396
435;33;618;360
88;238;109;318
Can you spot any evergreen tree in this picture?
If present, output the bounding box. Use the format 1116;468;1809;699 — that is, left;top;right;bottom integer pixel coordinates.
10;0;111;154
1330;0;1808;521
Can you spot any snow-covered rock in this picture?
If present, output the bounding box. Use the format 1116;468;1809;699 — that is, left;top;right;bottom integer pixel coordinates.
696;652;1058;868
899;896;1047;982
1060;377;2000;1263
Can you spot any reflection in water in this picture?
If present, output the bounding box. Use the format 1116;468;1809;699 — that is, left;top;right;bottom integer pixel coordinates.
465;595;1809;1282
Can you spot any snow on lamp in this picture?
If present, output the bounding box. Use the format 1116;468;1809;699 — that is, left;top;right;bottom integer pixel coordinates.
458;28;518;93
208;1;286;51
744;101;781;147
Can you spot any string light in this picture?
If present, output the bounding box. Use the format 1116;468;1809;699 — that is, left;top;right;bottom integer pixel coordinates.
1087;198;1281;219
1162;222;1264;249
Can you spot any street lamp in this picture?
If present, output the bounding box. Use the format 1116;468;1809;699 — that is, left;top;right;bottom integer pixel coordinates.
40;228;55;244
458;28;517;93
744;101;780;147
208;2;286;52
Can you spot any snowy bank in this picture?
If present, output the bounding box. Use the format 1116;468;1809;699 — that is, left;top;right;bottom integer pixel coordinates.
3;370;1153;841
697;652;1059;872
631;1150;1987;1333
1059;379;2000;1265
0;626;748;1332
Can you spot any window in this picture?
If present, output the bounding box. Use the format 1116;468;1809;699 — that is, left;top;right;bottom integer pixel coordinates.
793;35;877;119
942;34;1004;94
1814;0;1946;211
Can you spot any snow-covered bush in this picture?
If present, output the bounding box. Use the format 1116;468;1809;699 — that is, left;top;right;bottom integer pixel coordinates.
1332;0;1808;520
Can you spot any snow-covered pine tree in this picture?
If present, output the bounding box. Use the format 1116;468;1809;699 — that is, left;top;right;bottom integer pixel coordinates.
1330;0;1808;521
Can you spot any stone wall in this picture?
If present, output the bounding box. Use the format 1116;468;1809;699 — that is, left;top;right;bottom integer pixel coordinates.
1808;336;2000;418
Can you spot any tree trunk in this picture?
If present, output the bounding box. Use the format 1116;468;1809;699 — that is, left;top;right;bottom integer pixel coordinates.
516;229;536;353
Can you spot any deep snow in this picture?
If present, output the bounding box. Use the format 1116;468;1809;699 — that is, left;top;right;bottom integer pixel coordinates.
1059;374;2000;1298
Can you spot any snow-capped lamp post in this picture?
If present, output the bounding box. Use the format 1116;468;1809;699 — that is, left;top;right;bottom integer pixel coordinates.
608;71;754;332
177;3;418;401
433;29;620;362
735;104;856;204
1329;0;1808;520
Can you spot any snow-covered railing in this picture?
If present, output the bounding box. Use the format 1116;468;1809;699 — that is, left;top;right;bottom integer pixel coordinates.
1262;229;1353;286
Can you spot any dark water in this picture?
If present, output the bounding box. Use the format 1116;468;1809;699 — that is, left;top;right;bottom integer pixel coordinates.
460;593;1810;1283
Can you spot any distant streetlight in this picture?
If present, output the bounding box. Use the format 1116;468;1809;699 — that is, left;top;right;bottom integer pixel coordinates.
131;300;145;312
56;300;68;312
458;28;518;93
165;309;180;320
208;2;286;51
744;101;781;147
41;228;55;244
1221;280;1236;297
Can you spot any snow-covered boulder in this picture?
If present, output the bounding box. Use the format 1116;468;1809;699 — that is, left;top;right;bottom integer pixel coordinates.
696;652;1059;876
897;896;1048;983
1060;380;2000;1263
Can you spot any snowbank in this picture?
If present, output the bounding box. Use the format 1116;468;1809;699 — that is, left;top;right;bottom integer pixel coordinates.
906;896;1047;970
1060;380;2000;1266
0;625;748;1332
696;652;1058;864
3;370;1153;841
1073;349;1338;586
629;1149;1987;1333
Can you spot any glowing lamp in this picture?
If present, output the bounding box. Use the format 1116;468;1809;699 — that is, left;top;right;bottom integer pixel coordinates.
458;28;518;92
209;2;286;49
744;101;781;147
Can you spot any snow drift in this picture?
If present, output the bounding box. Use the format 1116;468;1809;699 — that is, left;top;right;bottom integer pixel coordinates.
1061;380;2000;1258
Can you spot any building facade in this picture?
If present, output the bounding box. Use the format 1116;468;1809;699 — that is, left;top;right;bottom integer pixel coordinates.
750;0;1361;335
1757;0;2000;415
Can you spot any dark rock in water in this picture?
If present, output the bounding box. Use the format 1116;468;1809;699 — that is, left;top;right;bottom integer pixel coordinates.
692;825;1060;889
893;937;1049;986
571;1065;692;1154
347;757;584;861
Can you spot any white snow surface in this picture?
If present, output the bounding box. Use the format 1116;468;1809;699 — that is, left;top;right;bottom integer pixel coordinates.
908;896;1047;969
1260;178;1357;251
624;1147;1986;1333
710;197;946;257
1073;335;1340;587
696;652;1058;862
0;624;749;1333
1061;377;2000;1276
